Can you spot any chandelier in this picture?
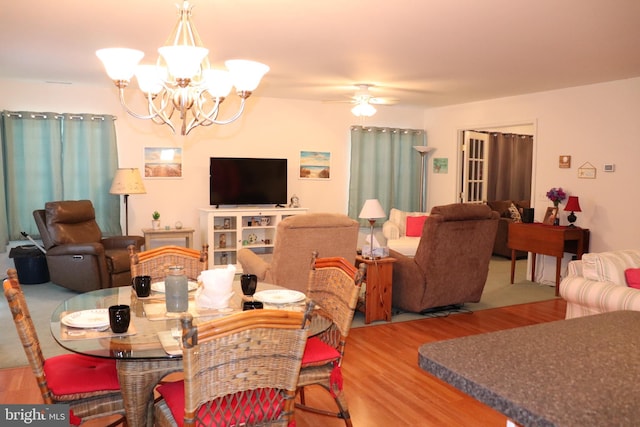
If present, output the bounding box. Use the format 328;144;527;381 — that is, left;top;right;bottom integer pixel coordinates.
96;1;269;135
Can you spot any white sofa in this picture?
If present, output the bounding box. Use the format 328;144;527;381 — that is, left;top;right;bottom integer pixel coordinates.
560;249;640;319
381;208;428;256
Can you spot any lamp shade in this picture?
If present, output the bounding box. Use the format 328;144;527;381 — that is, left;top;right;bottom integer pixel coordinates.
110;168;146;195
564;196;582;212
359;199;386;220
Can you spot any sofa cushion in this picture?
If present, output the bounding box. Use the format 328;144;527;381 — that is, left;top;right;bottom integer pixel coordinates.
582;250;640;284
625;268;640;289
508;203;522;222
487;200;512;218
406;215;428;237
387;236;420;257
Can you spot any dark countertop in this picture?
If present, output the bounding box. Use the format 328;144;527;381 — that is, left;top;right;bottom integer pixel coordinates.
418;310;640;427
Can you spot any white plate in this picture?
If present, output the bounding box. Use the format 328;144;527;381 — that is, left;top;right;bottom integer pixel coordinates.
151;281;199;293
253;290;306;305
61;309;110;329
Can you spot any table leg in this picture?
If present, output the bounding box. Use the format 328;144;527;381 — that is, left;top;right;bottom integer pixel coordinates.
555;257;562;296
117;358;183;427
531;253;537;282
510;250;516;284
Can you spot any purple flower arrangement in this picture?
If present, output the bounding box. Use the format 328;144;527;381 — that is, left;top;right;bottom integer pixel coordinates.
546;187;566;205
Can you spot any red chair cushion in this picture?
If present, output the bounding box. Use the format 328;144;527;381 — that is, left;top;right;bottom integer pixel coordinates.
44;354;120;395
301;337;340;366
157;381;283;427
406;215;428;237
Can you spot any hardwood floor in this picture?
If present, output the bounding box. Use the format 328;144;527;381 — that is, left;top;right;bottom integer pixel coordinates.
0;298;566;426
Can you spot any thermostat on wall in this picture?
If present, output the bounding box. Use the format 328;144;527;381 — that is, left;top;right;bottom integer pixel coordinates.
603;164;615;172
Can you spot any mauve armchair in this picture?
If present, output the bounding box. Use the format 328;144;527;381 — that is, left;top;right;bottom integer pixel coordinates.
238;213;359;293
390;203;499;313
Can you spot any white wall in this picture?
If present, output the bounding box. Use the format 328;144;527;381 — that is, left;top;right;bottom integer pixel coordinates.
3;77;638;283
422;77;640;283
0;78;425;251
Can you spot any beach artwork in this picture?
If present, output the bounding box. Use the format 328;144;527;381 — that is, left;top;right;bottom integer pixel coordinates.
144;147;182;178
299;151;330;180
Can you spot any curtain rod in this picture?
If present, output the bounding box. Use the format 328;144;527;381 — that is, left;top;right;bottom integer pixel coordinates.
3;110;117;121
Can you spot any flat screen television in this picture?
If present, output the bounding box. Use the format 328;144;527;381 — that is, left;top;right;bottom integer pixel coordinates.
209;157;288;206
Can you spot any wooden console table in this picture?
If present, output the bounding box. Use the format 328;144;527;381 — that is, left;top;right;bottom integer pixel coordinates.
142;227;195;249
508;223;590;295
355;255;396;324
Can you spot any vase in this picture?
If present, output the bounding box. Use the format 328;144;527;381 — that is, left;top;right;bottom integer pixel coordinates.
553;203;560;226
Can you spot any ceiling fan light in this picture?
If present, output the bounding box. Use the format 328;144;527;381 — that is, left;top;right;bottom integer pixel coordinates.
352;102;376;117
158;45;208;79
225;60;270;92
96;48;144;81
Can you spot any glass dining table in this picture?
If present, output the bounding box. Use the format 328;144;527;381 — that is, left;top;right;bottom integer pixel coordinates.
50;280;325;427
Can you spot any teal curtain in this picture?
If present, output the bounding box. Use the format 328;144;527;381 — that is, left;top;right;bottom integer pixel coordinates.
1;111;120;246
348;126;426;223
61;114;121;235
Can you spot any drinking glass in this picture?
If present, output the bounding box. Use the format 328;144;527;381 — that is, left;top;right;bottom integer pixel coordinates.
109;305;130;333
240;274;258;297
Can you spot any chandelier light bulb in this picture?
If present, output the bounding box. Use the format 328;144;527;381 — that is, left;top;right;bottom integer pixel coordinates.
96;48;144;82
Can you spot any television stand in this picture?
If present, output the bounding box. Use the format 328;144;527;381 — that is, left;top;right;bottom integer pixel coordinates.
199;207;308;270
275;204;285;208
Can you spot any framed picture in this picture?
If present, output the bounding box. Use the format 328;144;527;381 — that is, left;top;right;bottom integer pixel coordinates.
559;155;571;168
433;158;448;174
578;161;596;179
144;147;182;178
543;207;558;225
299;151;331;180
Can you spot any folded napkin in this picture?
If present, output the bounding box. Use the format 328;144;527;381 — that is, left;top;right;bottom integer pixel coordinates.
196;265;236;310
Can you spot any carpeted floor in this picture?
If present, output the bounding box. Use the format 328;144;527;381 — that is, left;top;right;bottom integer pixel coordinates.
0;257;554;369
351;256;556;326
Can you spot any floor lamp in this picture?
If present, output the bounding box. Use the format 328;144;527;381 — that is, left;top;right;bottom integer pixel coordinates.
413;146;435;212
109;168;146;235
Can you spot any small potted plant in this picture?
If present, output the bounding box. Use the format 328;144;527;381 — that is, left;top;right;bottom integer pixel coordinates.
152;211;161;230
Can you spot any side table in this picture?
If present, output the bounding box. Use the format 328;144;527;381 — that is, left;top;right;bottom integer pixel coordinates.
355;255;396;324
142;227;195;249
507;222;590;296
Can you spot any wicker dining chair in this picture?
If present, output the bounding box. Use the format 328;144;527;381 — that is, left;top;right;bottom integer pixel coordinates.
153;307;311;427
2;268;126;426
296;253;366;427
129;244;209;282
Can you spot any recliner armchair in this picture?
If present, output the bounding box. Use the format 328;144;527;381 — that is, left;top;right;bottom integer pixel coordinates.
33;200;144;292
390;203;499;313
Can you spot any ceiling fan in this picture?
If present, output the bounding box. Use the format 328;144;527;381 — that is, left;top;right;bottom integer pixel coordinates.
324;84;399;117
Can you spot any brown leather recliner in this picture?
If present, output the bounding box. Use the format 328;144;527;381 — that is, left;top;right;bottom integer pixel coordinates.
390;203;499;313
33;200;144;292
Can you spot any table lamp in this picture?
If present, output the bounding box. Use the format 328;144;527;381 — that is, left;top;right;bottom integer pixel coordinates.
358;199;386;259
110;168;146;234
564;196;582;227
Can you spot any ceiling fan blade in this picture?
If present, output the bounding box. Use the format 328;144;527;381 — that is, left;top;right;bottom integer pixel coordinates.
369;97;398;105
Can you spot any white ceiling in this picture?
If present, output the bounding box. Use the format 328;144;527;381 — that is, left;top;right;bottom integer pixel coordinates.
2;0;640;109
